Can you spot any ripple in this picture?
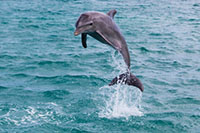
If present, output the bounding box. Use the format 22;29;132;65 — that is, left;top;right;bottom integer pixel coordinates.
70;128;90;132
169;97;200;105
11;73;31;78
0;54;17;60
139;47;150;53
43;89;70;99
196;68;200;72
147;119;186;132
37;60;69;67
147;111;184;118
193;3;200;7
63;74;107;83
0;86;8;90
149;33;162;36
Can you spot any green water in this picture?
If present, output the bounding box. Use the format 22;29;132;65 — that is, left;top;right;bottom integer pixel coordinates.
0;0;200;132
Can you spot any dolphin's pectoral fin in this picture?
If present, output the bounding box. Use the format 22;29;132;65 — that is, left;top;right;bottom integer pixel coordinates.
81;33;87;48
107;9;117;19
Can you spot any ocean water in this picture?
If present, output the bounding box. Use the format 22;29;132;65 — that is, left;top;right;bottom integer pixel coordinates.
0;0;200;132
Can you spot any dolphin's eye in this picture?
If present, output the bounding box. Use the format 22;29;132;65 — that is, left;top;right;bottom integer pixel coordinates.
89;23;93;26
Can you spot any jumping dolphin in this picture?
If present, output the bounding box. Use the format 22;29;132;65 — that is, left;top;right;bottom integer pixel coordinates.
74;9;144;92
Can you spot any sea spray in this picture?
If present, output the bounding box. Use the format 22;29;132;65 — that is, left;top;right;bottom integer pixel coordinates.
98;51;143;119
98;85;143;119
111;51;127;73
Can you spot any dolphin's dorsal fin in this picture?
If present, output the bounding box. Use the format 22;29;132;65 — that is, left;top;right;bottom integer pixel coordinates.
107;9;117;19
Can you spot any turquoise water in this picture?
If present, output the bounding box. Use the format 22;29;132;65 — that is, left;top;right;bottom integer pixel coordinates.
0;0;200;132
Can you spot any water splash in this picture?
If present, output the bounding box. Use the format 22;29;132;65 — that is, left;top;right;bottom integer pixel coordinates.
98;85;143;119
110;51;127;73
98;51;143;119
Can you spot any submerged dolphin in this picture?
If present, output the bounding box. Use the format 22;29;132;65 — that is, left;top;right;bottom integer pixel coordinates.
74;9;144;92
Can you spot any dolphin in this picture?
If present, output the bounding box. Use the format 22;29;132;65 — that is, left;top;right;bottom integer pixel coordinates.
74;9;144;92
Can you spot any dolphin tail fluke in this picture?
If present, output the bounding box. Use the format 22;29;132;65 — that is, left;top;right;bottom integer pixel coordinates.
109;72;144;92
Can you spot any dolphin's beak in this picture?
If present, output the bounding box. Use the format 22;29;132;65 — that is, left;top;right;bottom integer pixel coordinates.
74;29;80;36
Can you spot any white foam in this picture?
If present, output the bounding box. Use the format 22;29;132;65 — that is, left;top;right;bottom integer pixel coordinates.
98;51;143;119
98;84;143;119
2;102;64;126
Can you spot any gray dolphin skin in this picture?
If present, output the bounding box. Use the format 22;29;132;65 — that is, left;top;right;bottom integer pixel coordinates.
74;9;144;92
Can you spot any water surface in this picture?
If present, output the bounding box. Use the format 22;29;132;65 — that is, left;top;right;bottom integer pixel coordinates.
0;0;200;132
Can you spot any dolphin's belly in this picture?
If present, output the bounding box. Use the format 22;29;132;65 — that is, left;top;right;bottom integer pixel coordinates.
89;32;109;45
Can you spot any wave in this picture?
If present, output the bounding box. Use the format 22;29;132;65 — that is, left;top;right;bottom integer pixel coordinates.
43;89;70;99
0;86;8;90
